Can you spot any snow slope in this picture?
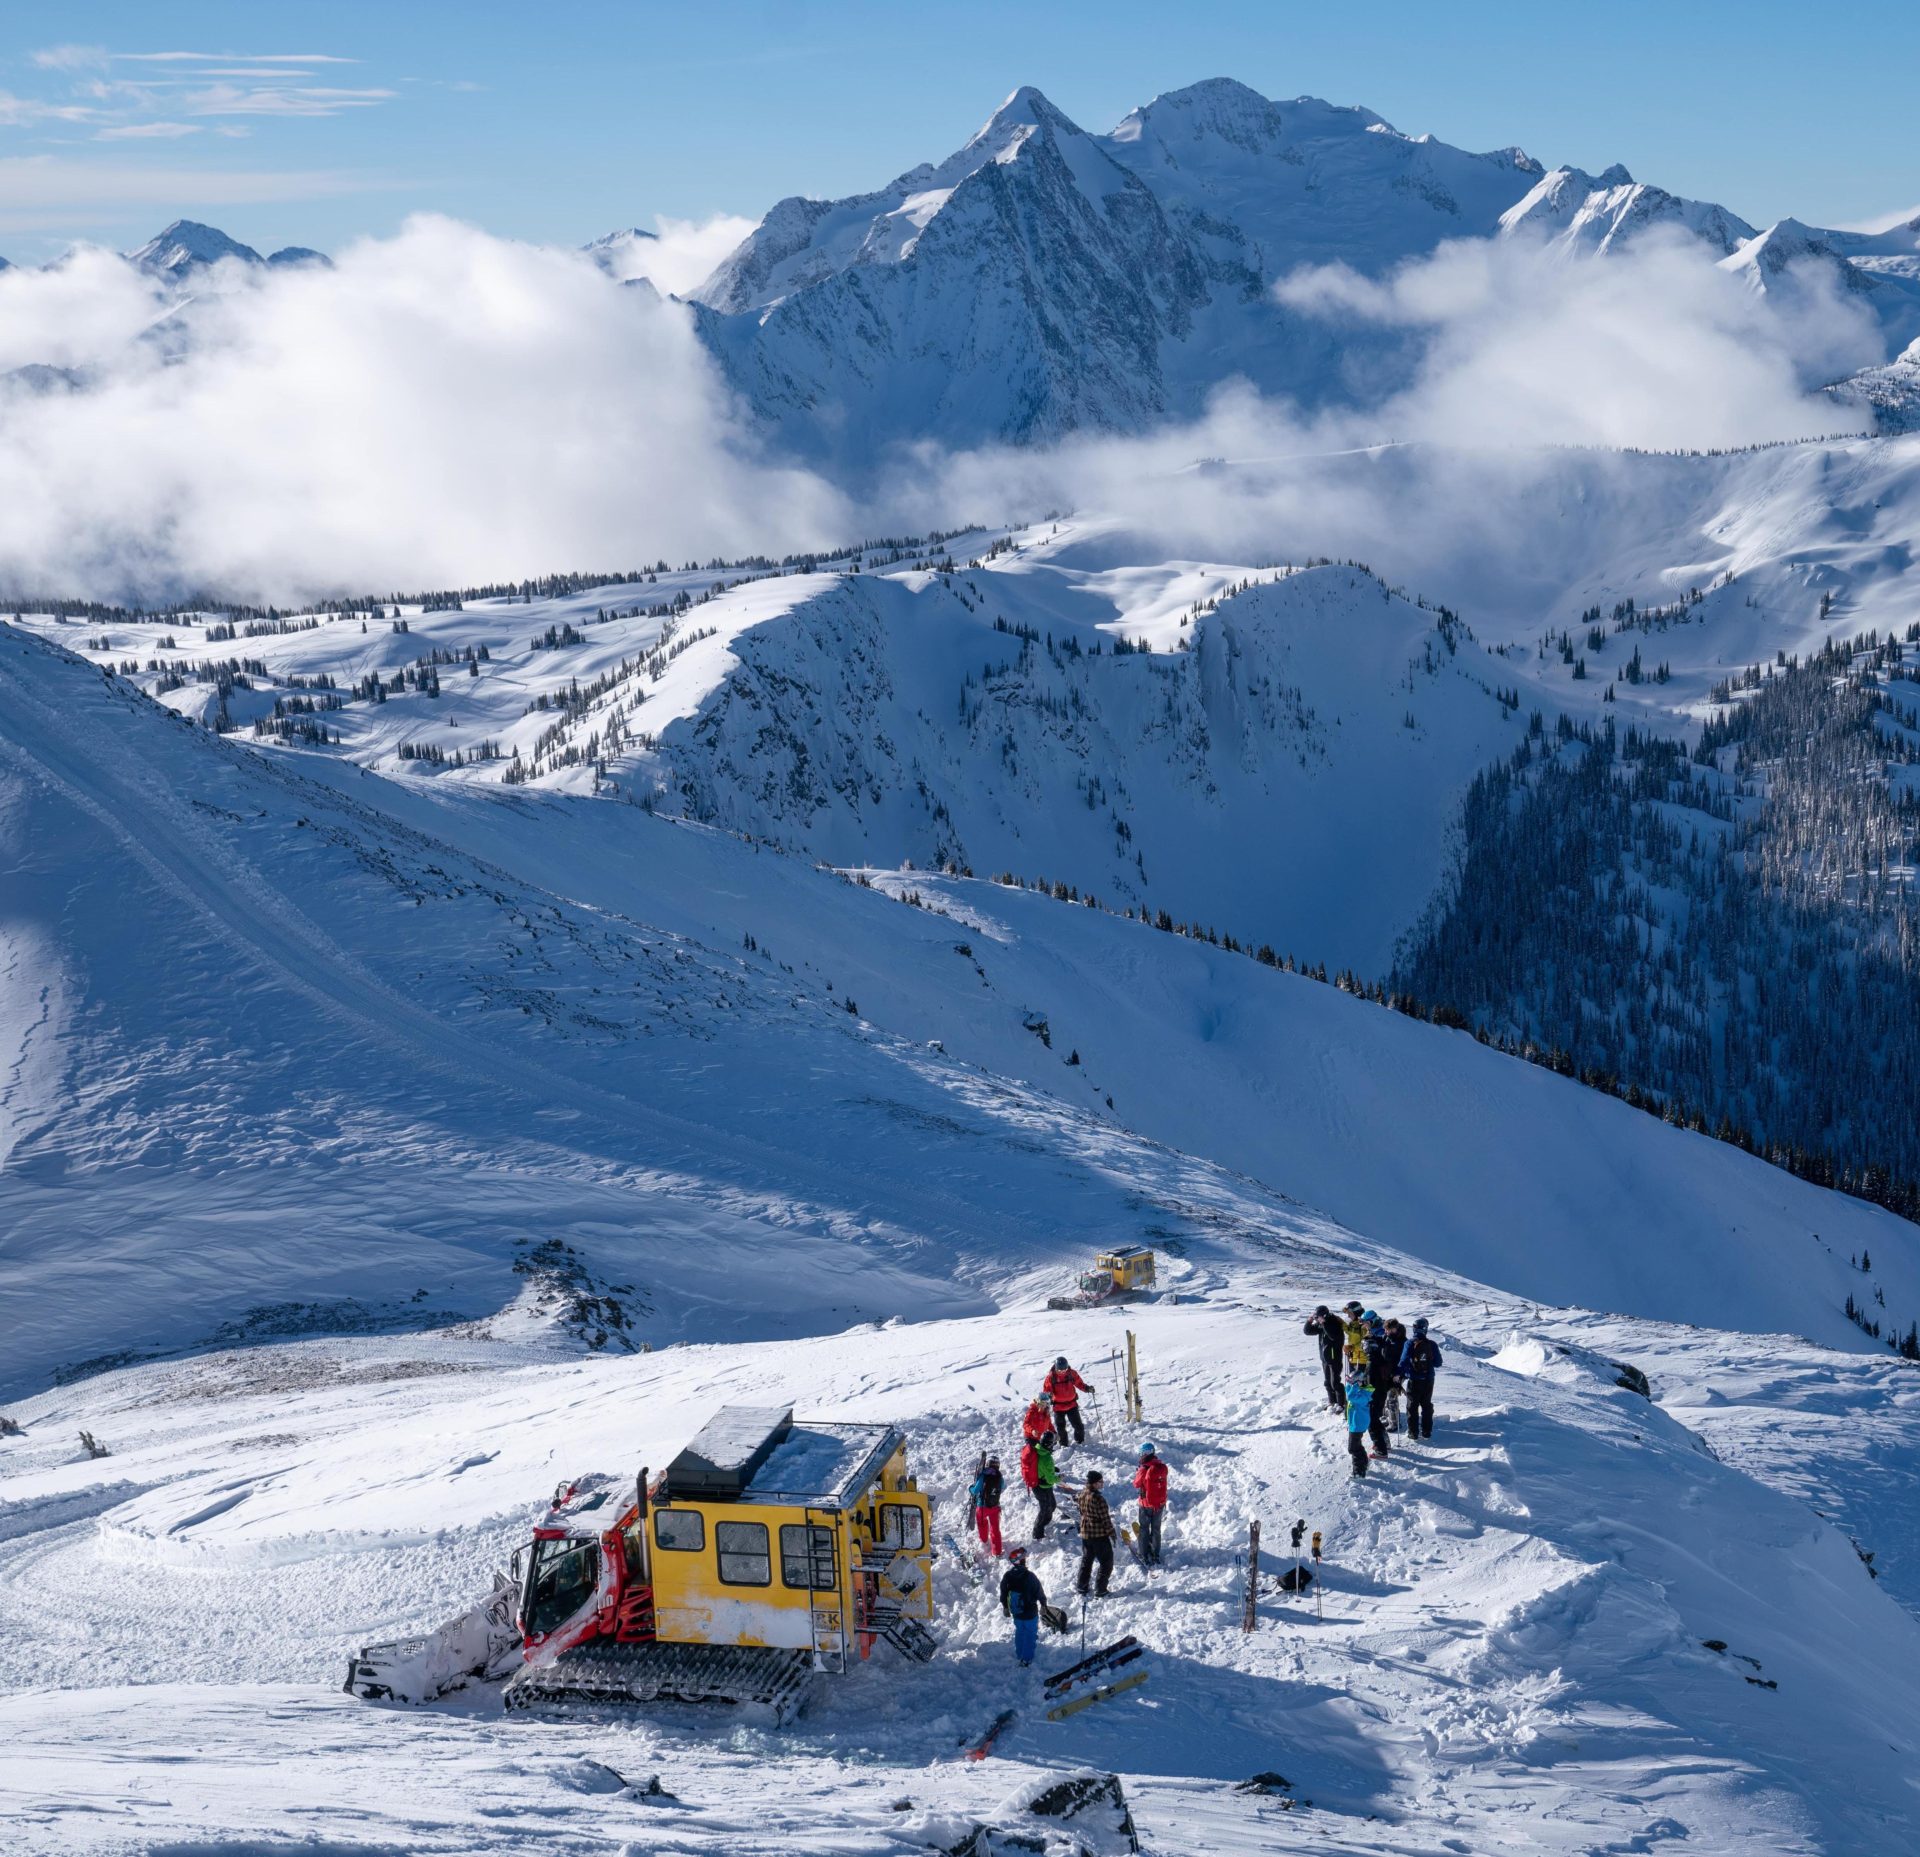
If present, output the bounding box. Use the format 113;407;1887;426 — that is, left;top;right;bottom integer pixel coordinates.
6;616;1919;1410
2;1274;1917;1855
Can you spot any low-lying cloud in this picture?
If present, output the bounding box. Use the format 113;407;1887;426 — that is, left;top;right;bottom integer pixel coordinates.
904;230;1881;613
1273;230;1878;451
0;215;1885;606
596;213;759;297
0;216;845;601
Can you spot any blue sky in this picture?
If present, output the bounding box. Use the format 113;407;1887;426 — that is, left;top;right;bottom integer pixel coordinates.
3;1;1914;261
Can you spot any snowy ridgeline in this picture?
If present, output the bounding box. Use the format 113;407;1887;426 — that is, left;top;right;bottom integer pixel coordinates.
16;444;1920;1240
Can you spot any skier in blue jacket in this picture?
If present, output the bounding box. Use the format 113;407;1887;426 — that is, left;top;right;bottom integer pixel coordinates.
1400;1317;1444;1440
1343;1362;1374;1477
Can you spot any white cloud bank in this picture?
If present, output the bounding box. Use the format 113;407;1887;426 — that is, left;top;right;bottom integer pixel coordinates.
593;213;758;298
906;230;1881;585
0;218;1884;604
0;217;845;601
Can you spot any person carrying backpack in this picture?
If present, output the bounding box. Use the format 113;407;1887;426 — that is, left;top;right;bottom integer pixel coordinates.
1343;1362;1374;1477
999;1547;1048;1666
1304;1306;1345;1411
1401;1317;1444;1440
1340;1300;1369;1369
1131;1443;1169;1566
1045;1357;1090;1447
1020;1433;1061;1540
969;1454;1006;1557
1022;1395;1054;1447
1062;1469;1115;1596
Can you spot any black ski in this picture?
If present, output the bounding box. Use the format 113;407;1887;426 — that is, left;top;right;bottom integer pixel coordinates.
1044;1634;1140;1694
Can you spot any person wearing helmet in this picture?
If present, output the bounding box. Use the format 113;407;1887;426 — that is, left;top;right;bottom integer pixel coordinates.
1044;1356;1091;1447
1020;1431;1061;1539
1343;1360;1374;1477
1303;1305;1345;1411
1401;1316;1445;1440
1341;1300;1369;1369
1131;1443;1169;1566
998;1546;1048;1667
969;1453;1006;1558
1022;1393;1054;1447
1364;1316;1396;1461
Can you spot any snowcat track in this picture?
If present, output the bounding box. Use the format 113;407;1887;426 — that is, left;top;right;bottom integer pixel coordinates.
502;1640;816;1722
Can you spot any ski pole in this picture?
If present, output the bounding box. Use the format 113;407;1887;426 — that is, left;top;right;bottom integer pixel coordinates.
1289;1518;1305;1603
1312;1530;1322;1622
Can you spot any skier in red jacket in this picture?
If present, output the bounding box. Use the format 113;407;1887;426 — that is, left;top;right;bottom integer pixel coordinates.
1021;1395;1054;1447
1044;1357;1090;1446
1131;1443;1169;1565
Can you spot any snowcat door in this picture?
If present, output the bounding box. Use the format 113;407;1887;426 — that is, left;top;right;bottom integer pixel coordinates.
520;1534;605;1655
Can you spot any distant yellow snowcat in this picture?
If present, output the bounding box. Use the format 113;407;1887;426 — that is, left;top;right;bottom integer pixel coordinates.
343;1404;936;1722
1048;1246;1157;1311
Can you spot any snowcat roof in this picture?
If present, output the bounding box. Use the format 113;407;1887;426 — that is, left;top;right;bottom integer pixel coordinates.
662;1405;903;1508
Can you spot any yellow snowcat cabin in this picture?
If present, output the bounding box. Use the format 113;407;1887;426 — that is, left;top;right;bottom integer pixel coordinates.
502;1405;935;1719
1049;1246;1157;1310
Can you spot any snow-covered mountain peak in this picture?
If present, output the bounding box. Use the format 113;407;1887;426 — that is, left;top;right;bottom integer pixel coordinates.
963;83;1083;159
127;219;263;278
1107;75;1299;151
1500;163;1756;257
583;225;660;280
1730;216;1834;270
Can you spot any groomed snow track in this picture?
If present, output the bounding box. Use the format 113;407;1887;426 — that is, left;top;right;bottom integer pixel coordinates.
501;1640;817;1723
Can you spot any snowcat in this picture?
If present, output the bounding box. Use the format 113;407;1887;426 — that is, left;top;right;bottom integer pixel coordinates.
344;1404;936;1722
1047;1246;1157;1311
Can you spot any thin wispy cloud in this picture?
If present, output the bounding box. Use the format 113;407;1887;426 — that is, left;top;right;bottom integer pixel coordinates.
113;52;360;66
14;42;486;164
181;84;395;119
30;45;108;71
95;122;204;141
0;89;102;127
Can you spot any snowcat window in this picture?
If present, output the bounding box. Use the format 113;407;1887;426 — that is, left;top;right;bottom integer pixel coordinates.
780;1523;838;1591
715;1520;771;1586
878;1503;925;1551
654;1509;705;1552
525;1538;599;1638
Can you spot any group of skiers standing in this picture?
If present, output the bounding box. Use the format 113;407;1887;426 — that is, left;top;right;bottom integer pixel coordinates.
985;1354;1172;1666
1304;1301;1444;1477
